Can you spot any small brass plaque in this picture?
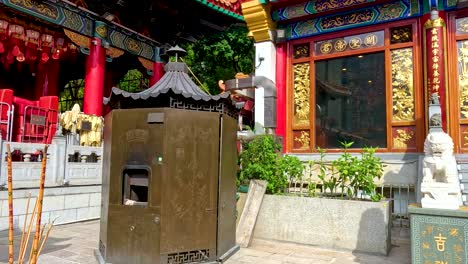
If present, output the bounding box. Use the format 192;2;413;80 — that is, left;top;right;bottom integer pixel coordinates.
81;121;92;131
147;113;164;124
30;115;46;126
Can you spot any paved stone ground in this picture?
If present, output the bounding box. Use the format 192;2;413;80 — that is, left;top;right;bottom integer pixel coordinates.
0;220;410;264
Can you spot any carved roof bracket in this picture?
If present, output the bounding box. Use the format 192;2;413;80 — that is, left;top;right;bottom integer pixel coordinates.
241;0;275;43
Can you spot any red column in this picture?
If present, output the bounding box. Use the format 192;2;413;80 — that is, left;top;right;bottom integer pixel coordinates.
102;70;114;116
423;11;448;131
46;60;60;96
275;43;287;148
33;62;47;100
149;61;165;86
83;38;106;116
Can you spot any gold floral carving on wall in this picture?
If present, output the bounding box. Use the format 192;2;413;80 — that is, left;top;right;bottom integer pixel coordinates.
393;129;414;149
456;18;468;35
458;41;468;119
294;131;310;150
391;48;414;121
293;63;310;126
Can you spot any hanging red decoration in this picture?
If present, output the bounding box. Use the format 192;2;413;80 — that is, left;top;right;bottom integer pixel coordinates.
26;30;40;46
16;51;25;62
25;49;36;60
6;52;14;64
0;42;4;53
0;20;8;39
40;34;53;48
11;45;19;57
52;37;64;59
40;52;49;63
26;29;40;60
8;24;25;41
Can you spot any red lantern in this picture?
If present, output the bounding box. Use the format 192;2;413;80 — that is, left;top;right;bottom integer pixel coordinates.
0;20;8;40
41;52;49;63
6;52;14;63
25;30;40;60
26;30;40;46
52;37;64;60
40;34;53;48
11;45;19;57
0;42;4;53
25;49;36;60
8;24;25;41
16;51;25;62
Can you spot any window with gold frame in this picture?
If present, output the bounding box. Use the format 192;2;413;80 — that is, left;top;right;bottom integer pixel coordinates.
453;14;468;152
288;22;421;152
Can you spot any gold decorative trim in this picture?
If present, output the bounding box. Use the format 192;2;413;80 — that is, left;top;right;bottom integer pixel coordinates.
64;29;90;49
106;47;124;58
393;129;414;149
458;40;468;119
294;131;310;149
391;48;414;121
425;17;446;29
293;63;310;126
241;0;275;42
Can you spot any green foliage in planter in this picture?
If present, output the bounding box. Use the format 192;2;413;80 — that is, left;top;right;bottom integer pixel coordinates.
239;135;304;194
315;142;385;201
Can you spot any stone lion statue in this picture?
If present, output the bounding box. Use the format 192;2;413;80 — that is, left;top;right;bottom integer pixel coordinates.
421;131;462;209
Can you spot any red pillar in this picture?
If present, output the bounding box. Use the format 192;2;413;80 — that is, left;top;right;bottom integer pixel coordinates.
276;43;287;148
102;70;114;116
149;61;165;86
46;60;60;96
33;62;47;100
422;11;448;131
83;38;106;116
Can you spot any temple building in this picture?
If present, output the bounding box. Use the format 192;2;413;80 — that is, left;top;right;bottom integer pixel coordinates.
237;0;468;209
240;0;468;154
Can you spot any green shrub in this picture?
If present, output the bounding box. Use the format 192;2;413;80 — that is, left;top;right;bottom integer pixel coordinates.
315;142;385;201
239;135;304;194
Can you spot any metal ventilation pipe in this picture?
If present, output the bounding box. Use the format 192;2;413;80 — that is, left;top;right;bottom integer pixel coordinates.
225;75;276;129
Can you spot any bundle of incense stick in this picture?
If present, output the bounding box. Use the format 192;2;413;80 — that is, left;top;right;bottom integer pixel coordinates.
6;144;55;264
7;145;14;264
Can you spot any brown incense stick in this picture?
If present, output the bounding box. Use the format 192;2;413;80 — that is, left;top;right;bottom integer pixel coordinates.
30;144;48;264
6;144;14;264
19;199;38;264
18;193;31;262
37;220;56;257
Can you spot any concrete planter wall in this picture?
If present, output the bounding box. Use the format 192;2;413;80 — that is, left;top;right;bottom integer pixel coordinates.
252;195;391;255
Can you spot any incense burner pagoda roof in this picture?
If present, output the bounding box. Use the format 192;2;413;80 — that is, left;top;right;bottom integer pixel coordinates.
106;62;232;109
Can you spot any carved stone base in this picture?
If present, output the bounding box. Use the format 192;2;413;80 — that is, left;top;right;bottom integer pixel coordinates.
421;196;460;210
421;183;461;210
409;205;468;264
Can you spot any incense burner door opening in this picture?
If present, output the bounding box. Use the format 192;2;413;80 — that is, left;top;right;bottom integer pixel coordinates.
123;167;150;207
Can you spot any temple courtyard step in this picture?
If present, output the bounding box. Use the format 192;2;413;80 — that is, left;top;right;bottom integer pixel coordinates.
457;160;468;206
0;220;411;264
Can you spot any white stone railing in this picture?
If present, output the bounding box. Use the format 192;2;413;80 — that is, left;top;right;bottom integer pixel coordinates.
0;141;57;189
0;135;103;189
64;144;102;186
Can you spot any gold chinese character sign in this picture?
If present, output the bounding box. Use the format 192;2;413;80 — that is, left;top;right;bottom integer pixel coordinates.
409;205;468;264
424;17;448;131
